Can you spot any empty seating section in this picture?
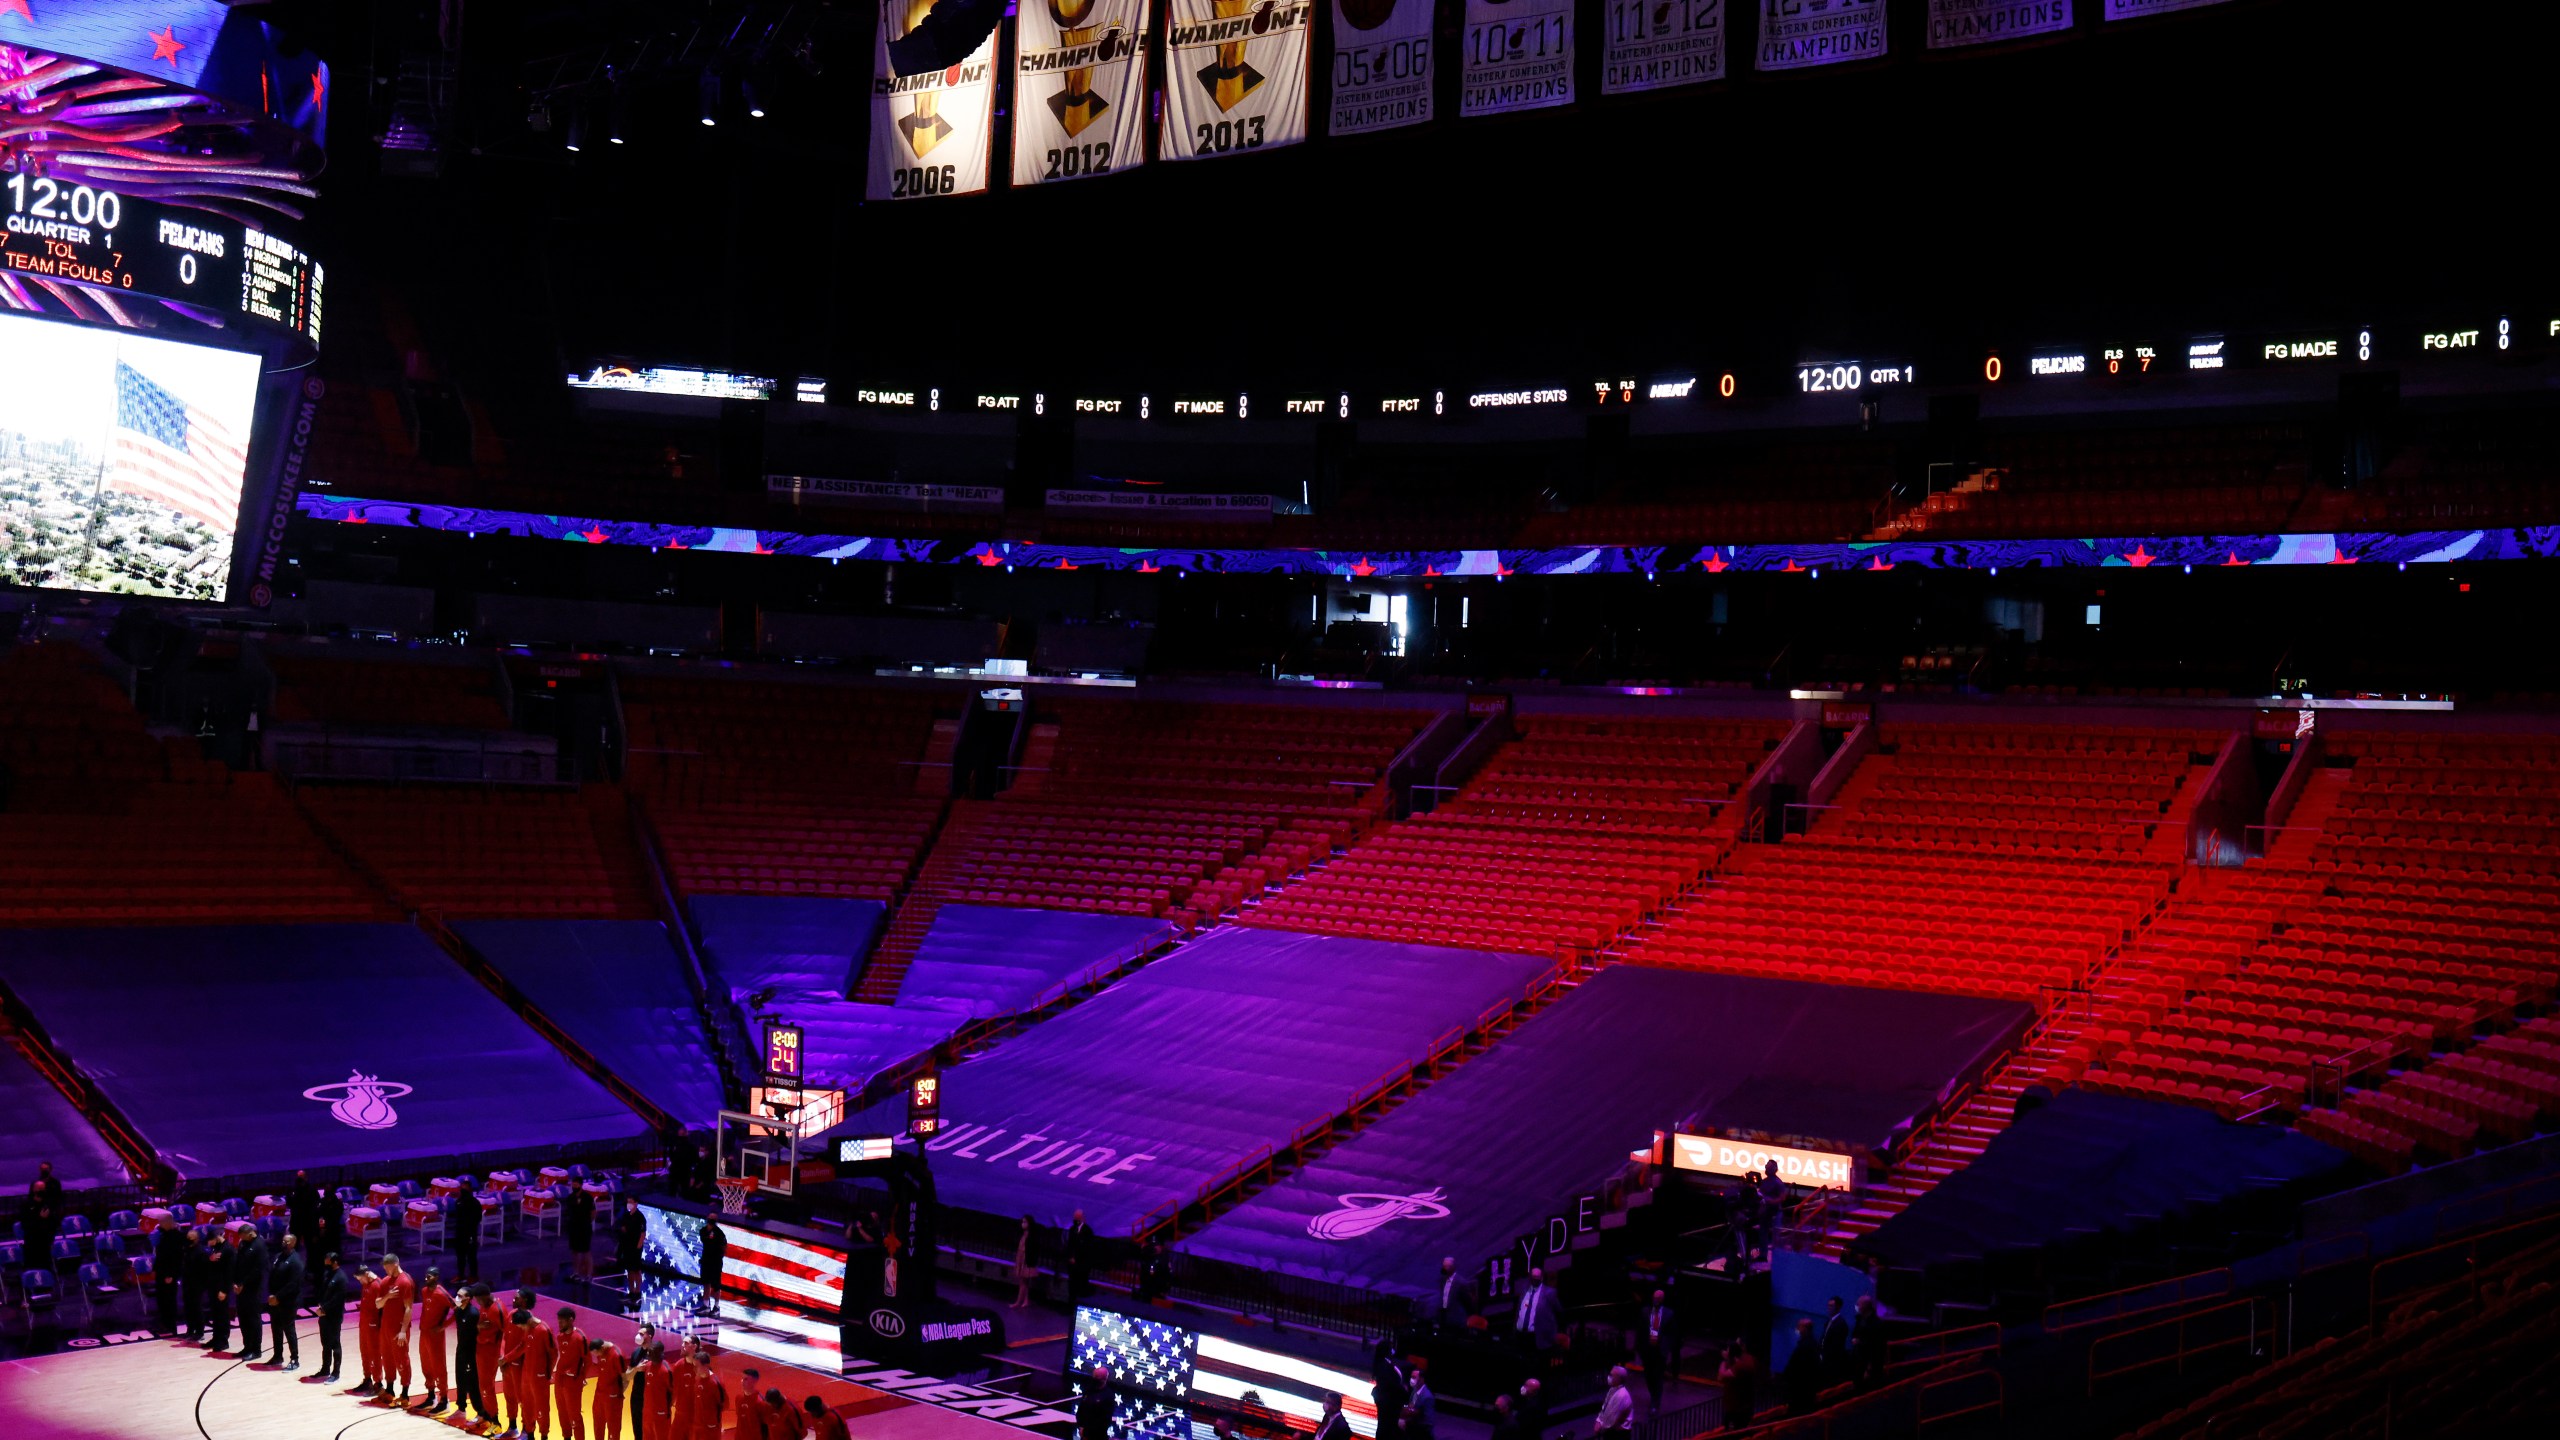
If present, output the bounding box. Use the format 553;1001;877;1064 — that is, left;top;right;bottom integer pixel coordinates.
623;673;947;901
1243;716;1785;958
1620;725;2204;1001
857;701;1422;999
1881;424;2308;541
0;645;387;925
2074;734;2560;1163
300;784;652;919
267;651;511;729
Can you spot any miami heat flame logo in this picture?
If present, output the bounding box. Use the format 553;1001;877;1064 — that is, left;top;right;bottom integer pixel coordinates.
1306;1188;1451;1241
303;1072;414;1131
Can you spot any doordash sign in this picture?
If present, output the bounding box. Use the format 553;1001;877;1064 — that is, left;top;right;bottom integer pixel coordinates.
1670;1132;1857;1190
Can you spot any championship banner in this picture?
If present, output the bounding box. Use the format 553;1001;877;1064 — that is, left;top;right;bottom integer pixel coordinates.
865;0;998;201
1603;0;1725;96
1928;0;2072;49
1461;0;1576;116
1330;0;1435;136
1015;0;1152;186
2105;0;2233;17
1161;0;1314;161
1755;0;1887;72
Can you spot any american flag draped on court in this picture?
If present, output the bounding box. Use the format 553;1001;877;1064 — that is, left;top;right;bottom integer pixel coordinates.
108;360;247;530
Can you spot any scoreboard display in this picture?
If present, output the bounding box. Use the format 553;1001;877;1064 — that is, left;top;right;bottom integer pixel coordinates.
2;177;323;355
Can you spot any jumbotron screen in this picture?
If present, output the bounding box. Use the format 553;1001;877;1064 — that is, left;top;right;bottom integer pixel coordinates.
0;312;263;602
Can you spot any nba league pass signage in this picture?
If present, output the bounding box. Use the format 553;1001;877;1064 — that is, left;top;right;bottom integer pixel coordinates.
1602;0;1725;96
866;0;998;200
1755;0;1887;72
1015;0;1152;187
1330;0;1434;135
1926;0;2072;49
1161;0;1313;161
1462;0;1576;116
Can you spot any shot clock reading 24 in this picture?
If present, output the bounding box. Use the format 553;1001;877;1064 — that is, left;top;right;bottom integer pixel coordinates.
2;175;324;352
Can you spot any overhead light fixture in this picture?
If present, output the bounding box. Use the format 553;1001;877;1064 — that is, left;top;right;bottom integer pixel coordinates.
698;65;721;127
742;75;767;119
564;106;585;152
608;89;627;144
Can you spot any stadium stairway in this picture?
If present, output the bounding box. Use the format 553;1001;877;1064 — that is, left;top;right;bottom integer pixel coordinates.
852;797;982;1002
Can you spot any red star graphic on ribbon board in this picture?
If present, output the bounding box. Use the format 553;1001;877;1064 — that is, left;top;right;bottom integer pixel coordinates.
149;26;186;65
751;543;773;555
310;70;327;111
578;527;608;544
664;539;687;550
1137;561;1160;574
1053;558;1077;570
2222;551;2249;567
0;2;35;25
1422;565;1442;577
975;550;1003;566
1867;555;1894;572
1702;552;1729;574
2326;551;2356;565
2122;543;2155;567
1349;557;1377;577
1782;559;1805;573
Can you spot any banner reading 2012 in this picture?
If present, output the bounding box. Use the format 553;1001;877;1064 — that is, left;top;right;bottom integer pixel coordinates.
1014;0;1152;187
865;0;999;200
1331;0;1435;136
1603;0;1724;96
1162;0;1313;161
1463;0;1576;116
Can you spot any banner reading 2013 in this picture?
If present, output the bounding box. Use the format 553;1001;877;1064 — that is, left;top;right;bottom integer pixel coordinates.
1162;0;1313;162
1463;0;1576;116
1603;0;1724;96
1014;0;1152;187
865;0;999;200
1331;0;1435;136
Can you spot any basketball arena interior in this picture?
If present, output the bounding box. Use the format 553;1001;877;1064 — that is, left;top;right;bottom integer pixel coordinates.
2;2;2556;1438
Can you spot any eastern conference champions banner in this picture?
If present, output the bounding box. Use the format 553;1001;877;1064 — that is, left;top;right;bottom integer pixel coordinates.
1331;0;1435;135
1463;0;1576;116
2106;0;2233;17
866;0;998;200
1162;0;1314;161
1756;0;1887;72
1927;0;2072;49
1604;0;1725;96
1015;0;1152;186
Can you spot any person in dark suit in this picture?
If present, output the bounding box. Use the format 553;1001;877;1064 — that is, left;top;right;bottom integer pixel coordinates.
20;1163;62;1285
267;1234;307;1368
153;1220;188;1333
1075;1366;1113;1440
1406;1365;1437;1439
1312;1392;1354;1440
229;1225;268;1359
1063;1210;1096;1307
314;1253;351;1380
450;1187;483;1283
1429;1257;1477;1332
698;1213;727;1313
1487;1394;1524;1440
315;1189;345;1274
1635;1288;1678;1412
1370;1348;1407;1440
564;1185;598;1285
453;1279;483;1419
288;1171;321;1275
1819;1297;1850;1383
180;1228;212;1342
614;1198;644;1284
1516;1378;1548;1440
1781;1318;1823;1415
204;1230;237;1352
1850;1294;1886;1389
1511;1267;1559;1352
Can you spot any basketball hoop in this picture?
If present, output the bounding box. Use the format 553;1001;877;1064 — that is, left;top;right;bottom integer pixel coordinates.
714;1176;760;1217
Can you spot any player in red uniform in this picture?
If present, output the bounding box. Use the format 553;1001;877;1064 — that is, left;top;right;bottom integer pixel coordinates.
642;1343;674;1440
691;1348;727;1440
804;1397;850;1440
499;1308;532;1438
473;1288;508;1430
521;1308;558;1440
733;1369;768;1440
416;1269;455;1413
354;1268;386;1394
667;1339;699;1440
375;1255;418;1406
589;1339;627;1440
552;1308;590;1440
766;1390;804;1440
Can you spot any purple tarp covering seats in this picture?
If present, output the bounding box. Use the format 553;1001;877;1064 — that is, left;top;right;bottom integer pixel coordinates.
1177;966;2028;1297
896;905;1174;1018
832;926;1555;1236
688;895;887;999
0;1043;126;1191
457;921;730;1128
0;926;645;1179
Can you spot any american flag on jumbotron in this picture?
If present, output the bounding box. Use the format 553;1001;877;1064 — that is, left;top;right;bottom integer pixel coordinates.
108;360;247;531
712;1221;849;1317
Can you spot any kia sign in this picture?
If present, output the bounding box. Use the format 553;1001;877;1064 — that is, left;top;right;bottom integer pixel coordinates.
1670;1132;1857;1190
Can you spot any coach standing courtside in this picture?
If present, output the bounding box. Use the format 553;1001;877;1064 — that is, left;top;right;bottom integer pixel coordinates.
452;1184;484;1284
154;1216;187;1334
180;1227;213;1342
314;1253;351;1381
22;1162;63;1282
267;1234;306;1369
229;1223;268;1359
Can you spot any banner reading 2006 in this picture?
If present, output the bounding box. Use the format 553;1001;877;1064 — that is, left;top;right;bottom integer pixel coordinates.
866;0;998;200
1463;0;1576;116
1014;0;1152;187
1756;0;1887;72
1331;0;1435;136
1604;0;1724;96
1162;0;1313;162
